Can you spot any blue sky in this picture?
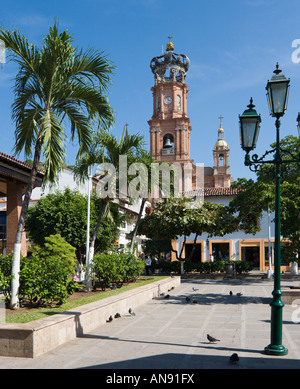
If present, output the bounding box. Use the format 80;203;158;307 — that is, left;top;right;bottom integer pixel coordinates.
1;0;300;181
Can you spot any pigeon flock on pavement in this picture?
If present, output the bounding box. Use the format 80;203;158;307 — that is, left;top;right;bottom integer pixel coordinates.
104;283;244;365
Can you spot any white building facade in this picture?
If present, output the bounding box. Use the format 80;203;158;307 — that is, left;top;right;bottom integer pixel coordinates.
172;187;293;272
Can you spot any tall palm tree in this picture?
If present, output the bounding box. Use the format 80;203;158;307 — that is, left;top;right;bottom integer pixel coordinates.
129;150;154;253
0;21;114;309
73;126;145;289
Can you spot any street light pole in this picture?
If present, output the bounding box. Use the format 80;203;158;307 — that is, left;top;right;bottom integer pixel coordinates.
238;63;298;356
264;117;288;355
267;205;273;279
86;164;93;291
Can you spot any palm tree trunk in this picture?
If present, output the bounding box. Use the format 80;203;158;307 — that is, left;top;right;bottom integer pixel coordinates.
86;199;108;290
129;198;146;253
10;143;42;309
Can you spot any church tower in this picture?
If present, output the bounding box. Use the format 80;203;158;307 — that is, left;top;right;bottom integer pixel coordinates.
213;117;231;188
148;37;192;165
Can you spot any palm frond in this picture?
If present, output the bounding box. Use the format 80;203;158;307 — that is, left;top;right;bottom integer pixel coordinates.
2;21;114;186
0;28;41;84
39;110;66;183
13;107;42;157
67;47;115;92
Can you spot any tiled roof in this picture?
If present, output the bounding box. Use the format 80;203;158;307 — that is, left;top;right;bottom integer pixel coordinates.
184;187;241;197
0;152;44;174
204;187;241;196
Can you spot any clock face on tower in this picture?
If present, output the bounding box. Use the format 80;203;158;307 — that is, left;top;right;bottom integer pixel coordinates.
164;96;172;104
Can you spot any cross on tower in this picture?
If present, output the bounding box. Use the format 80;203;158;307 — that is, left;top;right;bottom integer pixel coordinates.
168;35;173;42
218;115;224;126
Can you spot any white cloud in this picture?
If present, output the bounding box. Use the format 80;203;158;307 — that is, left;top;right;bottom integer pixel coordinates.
14;14;52;28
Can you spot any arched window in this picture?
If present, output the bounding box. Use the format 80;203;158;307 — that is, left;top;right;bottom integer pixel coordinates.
163;134;174;148
156;96;161;113
176;94;181;111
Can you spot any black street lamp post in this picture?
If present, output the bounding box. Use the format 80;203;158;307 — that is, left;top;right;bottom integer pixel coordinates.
239;63;300;356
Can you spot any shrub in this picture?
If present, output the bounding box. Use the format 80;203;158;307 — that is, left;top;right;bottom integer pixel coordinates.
0;249;77;307
0;254;13;303
123;253;145;282
30;234;77;275
234;260;254;274
153;259;171;273
170;260;181;273
92;252;145;289
184;261;198;273
19;256;77;306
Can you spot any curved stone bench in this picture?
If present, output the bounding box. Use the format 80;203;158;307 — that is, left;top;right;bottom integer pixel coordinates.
0;276;180;358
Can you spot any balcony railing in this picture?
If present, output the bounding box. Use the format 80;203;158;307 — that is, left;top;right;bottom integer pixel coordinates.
162;147;175;155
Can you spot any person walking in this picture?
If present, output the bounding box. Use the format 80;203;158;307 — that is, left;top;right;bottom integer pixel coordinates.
144;256;152;276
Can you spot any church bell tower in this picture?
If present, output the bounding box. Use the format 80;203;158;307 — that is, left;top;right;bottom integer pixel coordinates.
148;37;192;165
213;116;231;188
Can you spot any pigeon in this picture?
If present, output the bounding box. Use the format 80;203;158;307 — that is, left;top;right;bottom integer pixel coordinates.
207;334;220;343
106;315;113;323
230;353;239;364
164;294;170;299
192;300;198;304
160;292;165;296
185;297;191;303
192;287;199;291
236;292;243;297
114;313;121;318
229;291;233;296
128;308;136;316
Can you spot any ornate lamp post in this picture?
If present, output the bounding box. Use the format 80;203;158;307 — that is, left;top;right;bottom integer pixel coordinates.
239;97;262;159
239;63;297;356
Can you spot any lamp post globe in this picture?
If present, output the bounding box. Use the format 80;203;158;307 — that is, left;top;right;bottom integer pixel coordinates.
239;97;261;165
266;63;290;118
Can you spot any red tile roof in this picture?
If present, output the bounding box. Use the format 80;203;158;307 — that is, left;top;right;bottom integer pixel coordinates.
184;187;241;197
0;152;44;174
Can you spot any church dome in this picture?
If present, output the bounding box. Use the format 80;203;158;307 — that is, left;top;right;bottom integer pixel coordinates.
215;138;228;147
214;123;228;148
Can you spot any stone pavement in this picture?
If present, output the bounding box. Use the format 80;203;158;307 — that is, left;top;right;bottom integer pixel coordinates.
0;277;299;369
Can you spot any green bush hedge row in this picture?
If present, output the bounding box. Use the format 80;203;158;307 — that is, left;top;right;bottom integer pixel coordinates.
152;259;254;274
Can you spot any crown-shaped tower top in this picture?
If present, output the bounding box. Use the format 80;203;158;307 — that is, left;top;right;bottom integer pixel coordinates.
150;36;190;84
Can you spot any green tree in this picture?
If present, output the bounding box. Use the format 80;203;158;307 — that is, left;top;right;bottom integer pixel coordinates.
229;178;272;234
142;238;172;260
26;188;122;258
0;21;114;308
278;178;300;263
138;197;237;273
229;135;300;262
73;128;145;261
30;234;77;275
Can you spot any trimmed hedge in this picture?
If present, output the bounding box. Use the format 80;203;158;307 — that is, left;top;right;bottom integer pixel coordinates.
152;259;254;274
92;252;145;290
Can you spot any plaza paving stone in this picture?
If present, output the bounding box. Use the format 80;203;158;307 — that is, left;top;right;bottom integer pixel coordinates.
0;277;299;369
